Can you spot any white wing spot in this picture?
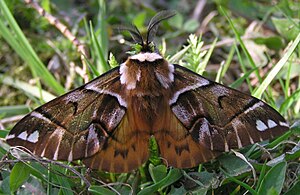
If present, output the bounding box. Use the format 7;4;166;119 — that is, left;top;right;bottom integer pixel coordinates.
6;134;15;140
267;119;277;128
244;102;264;114
279;121;289;127
68;152;73;162
41;148;46;157
224;140;229;152
256;120;268;131
249;135;254;144
17;131;28;140
49;128;64;160
53;144;60;160
232;119;243;148
27;131;39;143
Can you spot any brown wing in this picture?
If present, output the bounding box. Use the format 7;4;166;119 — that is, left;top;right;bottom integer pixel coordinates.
83;107;149;173
154;105;220;169
6;68;128;163
169;65;289;155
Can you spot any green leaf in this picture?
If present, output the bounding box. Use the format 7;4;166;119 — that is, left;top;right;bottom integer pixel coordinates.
267;187;280;195
285;140;300;161
254;36;284;51
272;18;300;41
169;186;187;195
183;19;199;32
51;165;74;195
182;171;217;192
88;185;117;195
133;11;147;29
149;164;167;183
285;180;300;195
168;13;183;29
0;174;11;194
256;161;267;191
9;162;31;193
258;161;287;195
219;155;251;176
291;122;300;136
138;168;182;195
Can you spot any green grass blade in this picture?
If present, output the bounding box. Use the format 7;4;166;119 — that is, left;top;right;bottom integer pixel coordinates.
221;168;258;195
168;45;191;63
1;75;56;102
216;45;235;83
230;67;259;89
253;32;300;98
280;88;300;114
234;43;253;92
89;21;110;74
220;6;261;84
137;168;182;195
0;105;30;118
0;0;65;94
255;161;267;191
96;0;109;59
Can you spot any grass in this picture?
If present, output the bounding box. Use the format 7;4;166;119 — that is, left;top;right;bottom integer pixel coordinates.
0;0;300;194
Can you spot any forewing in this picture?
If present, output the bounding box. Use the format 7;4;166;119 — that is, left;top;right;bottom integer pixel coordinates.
170;65;289;153
6;68;127;162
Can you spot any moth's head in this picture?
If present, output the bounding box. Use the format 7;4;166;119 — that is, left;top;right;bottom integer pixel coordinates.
119;11;176;90
118;10;176;56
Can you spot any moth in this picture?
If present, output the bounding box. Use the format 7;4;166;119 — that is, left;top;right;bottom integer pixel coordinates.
6;10;289;173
